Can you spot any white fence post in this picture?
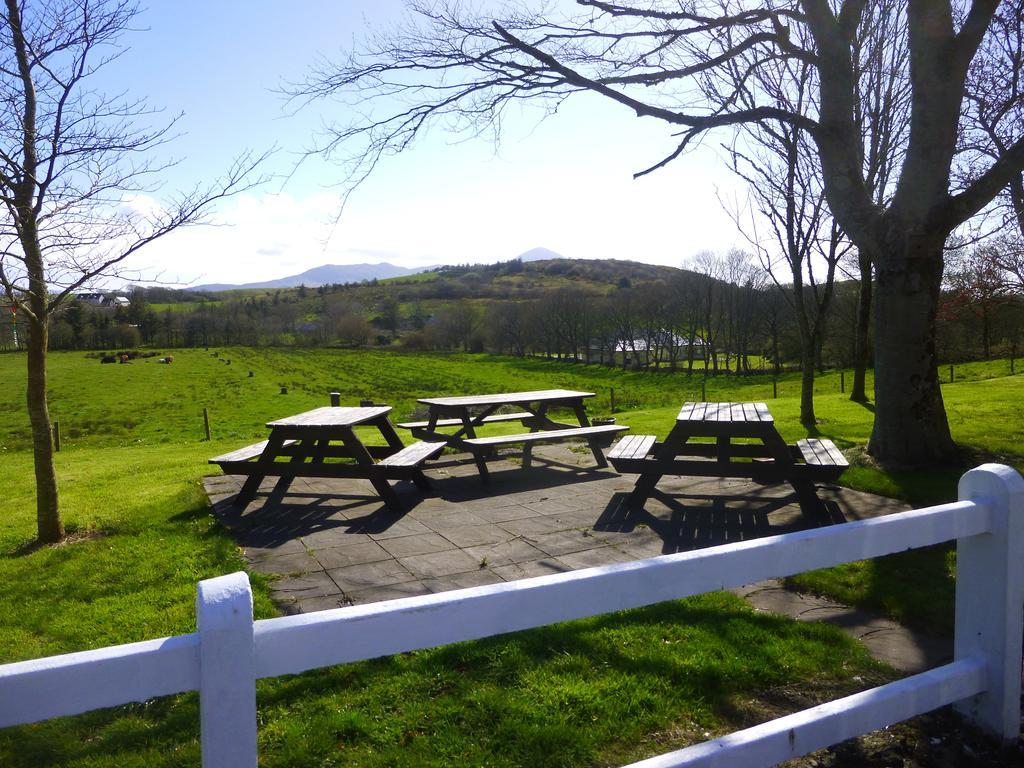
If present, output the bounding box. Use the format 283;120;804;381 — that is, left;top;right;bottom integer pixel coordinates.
196;572;257;767
954;463;1024;739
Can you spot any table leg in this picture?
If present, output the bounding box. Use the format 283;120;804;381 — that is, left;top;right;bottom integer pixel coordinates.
627;426;694;507
267;435;321;506
456;407;491;481
570;400;607;467
521;403;549;469
234;434;285;510
338;426;402;509
410;470;432;491
376;417;406;452
716;434;731;464
377;414;432;490
757;426;822;516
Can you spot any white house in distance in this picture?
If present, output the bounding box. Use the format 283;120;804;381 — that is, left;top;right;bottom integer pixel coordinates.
612;331;707;367
76;292;130;308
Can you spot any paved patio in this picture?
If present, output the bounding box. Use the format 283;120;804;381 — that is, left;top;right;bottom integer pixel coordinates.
204;443;957;672
203;443;898;598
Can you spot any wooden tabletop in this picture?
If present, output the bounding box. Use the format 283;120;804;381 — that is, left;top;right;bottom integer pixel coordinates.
266;406;392;429
418;389;595;407
677;402;773;423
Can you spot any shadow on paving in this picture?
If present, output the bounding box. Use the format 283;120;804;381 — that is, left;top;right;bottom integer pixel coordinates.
593;487;848;555
203;444;950;674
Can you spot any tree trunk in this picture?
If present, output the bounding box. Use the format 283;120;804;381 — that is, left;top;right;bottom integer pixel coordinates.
800;348;816;427
868;246;956;463
980;306;991;360
850;252;872;402
27;312;62;543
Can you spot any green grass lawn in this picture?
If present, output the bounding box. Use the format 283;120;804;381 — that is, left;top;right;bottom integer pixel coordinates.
0;445;886;767
1;570;886;766
0;348;1021;765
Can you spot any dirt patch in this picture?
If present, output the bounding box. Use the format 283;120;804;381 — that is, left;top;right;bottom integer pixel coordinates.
732;679;1024;767
787;708;1024;767
54;528;110;547
10;527;109;556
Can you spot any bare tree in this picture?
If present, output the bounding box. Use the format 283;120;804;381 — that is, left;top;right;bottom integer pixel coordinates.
0;0;265;543
993;234;1024;291
293;0;1024;465
962;1;1024;295
484;301;530;356
686;251;728;378
434;299;481;350
945;243;1013;358
726;90;850;424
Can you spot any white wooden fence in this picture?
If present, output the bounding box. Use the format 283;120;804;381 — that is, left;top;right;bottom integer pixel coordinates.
1;463;1022;767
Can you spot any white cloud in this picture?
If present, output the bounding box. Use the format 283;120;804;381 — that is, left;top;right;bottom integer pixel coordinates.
119;97;747;288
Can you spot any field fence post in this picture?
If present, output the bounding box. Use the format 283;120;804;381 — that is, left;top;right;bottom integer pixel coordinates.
197;572;257;768
954;463;1024;740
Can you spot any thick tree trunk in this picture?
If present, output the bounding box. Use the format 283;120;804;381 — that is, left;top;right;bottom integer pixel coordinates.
850;253;872;402
27;313;62;542
868;245;956;463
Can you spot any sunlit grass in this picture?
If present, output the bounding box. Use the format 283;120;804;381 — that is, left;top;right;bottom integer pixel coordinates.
0;348;1021;764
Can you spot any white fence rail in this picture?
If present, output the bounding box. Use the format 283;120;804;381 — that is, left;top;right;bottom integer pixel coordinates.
2;464;1022;767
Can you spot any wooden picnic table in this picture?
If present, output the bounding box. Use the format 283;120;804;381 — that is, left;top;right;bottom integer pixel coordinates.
607;401;848;514
402;389;627;481
210;406;444;511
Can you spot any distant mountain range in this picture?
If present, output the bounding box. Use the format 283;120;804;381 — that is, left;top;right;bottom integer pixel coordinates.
190;262;430;292
189;247;566;292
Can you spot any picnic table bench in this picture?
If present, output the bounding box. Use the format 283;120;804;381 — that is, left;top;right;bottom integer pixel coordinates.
404;389;627;481
607;401;848;514
210;406;444;511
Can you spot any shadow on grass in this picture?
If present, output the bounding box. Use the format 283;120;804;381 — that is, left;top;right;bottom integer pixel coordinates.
1;596;885;768
0;694;201;767
250;595;885;768
6;525;110;559
8;538;44;558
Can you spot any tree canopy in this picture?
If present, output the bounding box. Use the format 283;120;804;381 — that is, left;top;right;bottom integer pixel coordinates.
296;0;1024;465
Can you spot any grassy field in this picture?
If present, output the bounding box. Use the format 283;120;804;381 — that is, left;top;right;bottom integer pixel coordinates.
0;348;1021;765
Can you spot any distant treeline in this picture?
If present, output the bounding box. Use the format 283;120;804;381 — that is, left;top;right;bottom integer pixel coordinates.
3;257;1021;368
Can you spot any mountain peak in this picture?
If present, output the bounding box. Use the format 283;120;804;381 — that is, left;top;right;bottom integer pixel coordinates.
516;247;565;262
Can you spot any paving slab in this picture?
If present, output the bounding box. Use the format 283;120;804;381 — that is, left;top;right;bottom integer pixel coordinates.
342;580;432;607
731;581;951;673
247;550;323;575
312;541;391;569
435;523;512;548
376;532;455;559
490;559;573;581
422;569;506;593
462;538;548;568
399;548;483;579
527;529;606;557
205;443;947;671
327;559;415;592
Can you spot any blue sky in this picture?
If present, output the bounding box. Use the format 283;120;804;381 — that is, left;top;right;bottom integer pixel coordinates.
104;1;743;286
